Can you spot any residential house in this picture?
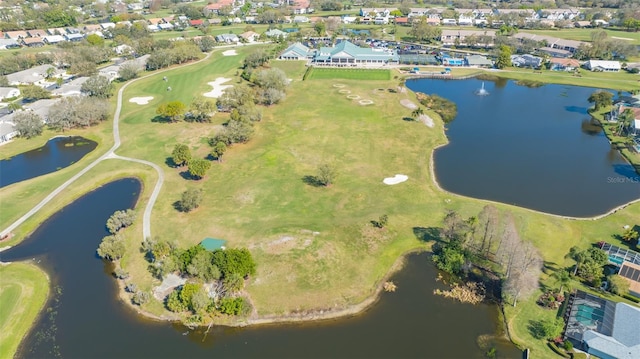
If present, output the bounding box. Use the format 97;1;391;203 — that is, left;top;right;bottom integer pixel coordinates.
4;30;28;40
64;33;84;42
98;65;120;82
47;27;66;35
458;13;474;26
21;37;45;47
618;261;640;297
6;65;55;86
23;99;59;121
240;31;259;42
585;60;621;72
189;19;204;27
116;21;132;27
0;121;18;144
312;40;399;66
203;0;234;16
291;0;311;14
574;21;592;28
43;35;65;45
293;15;309;23
158;23;174;31
538;47;572;58
0;39;20;49
342;16;357;24
265;29;287;39
465;55;493;67
426;17;441;26
147;25;160;32
27;29;47;38
549;58;580;71
442;18;457;26
359;8;393;17
215;33;239;43
510;54;543;68
440;29;496;47
564;290;640;359
0;87;20;100
394;17;409;26
128;2;144;11
513;32;585;54
594;19;609;27
279;42;313;60
99;22;116;29
84;24;102;34
114;44;133;55
52;76;88;97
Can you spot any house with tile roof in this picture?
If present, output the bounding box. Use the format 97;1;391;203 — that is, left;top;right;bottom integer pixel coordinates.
21;37;45;47
549;58;580;71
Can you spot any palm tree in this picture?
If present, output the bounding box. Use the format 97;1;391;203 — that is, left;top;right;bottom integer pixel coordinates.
411;107;424;119
566;246;585;276
617;109;634;136
552;269;572;293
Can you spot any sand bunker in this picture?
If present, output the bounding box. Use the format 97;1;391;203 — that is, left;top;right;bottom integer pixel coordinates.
338;89;351;94
383;174;408;185
203;77;232;98
359;99;374;106
332;84;346;88
129;96;154;105
153;273;186;300
400;99;418;110
418;114;434;128
222;49;237;56
347;95;360;100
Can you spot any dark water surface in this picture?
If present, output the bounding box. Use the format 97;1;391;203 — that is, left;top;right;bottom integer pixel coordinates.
0;136;97;188
406;78;640;217
1;179;520;359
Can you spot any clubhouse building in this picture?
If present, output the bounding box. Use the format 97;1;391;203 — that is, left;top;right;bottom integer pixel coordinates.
279;40;399;67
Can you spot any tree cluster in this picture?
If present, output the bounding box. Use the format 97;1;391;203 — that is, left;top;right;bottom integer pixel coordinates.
176;188;204;213
142;240;255;318
575;31;638;60
106;209;137;234
587;91;614;111
146;42;201;71
409;17;442;43
432;206;543;307
12;111;44;139
567;246;608;287
416;92;458;123
48;97;110;131
0;53;54;76
81;75;114;98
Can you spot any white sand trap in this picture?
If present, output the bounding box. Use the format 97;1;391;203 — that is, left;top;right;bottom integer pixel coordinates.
347;95;360;100
222;49;237;56
359;99;374;105
129;96;154;105
332;84;346;88
400;99;418;110
203;77;233;98
383;174;408;185
418;114;434;128
338;89;351;94
612;36;633;41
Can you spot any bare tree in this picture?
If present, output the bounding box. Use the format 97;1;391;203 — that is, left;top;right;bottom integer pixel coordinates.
504;242;542;307
477;205;501;256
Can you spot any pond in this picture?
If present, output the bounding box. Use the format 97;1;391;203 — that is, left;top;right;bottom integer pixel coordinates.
0;136;97;188
406;78;640;217
1;178;521;359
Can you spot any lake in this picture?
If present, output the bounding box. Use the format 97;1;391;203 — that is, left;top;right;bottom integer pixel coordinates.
0;178;520;359
406;78;640;217
0;136;97;188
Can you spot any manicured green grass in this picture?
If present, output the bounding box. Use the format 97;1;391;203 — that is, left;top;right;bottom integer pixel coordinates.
0;262;49;359
306;67;392;80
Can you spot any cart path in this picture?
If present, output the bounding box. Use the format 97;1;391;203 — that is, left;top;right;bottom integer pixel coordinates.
0;46;227;239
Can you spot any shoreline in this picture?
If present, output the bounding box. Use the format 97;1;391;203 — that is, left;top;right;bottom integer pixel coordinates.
115;248;424;328
421;81;640;222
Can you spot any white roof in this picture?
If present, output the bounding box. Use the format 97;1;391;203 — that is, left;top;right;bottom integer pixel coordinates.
44;35;65;43
587;60;621;69
634;119;640;129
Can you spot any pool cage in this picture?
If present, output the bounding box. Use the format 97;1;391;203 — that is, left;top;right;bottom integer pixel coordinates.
563;291;616;348
599;242;640;267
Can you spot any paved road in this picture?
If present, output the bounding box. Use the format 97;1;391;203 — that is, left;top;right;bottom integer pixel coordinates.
0;49;219;239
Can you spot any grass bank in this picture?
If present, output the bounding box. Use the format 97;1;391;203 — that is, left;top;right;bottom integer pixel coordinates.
0;262;49;359
589;107;640;175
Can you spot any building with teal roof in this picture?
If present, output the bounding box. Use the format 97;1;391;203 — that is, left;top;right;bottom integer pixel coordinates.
200;238;227;251
279;40;399;66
